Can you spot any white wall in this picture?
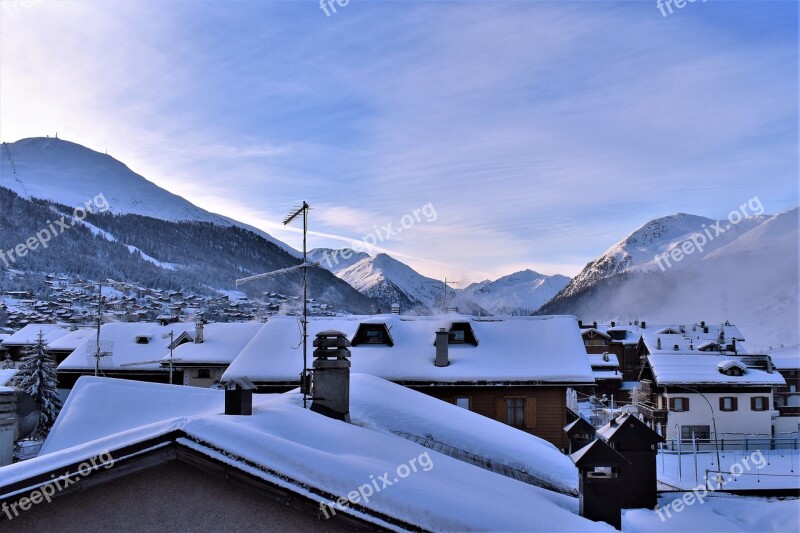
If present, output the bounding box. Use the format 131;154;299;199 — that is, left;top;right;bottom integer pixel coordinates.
663;392;773;441
773;415;800;435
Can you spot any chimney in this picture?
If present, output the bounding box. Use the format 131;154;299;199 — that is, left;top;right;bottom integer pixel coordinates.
578;320;584;328
391;303;400;315
610;321;616;327
592;321;598;329
435;328;449;367
641;321;646;329
195;320;204;344
225;378;256;415
656;337;661;350
311;330;352;421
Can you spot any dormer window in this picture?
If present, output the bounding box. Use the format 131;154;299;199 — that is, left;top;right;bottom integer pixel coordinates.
352;323;394;346
717;360;747;376
135;335;152;344
449;322;478;346
658;328;681;335
698;342;721;352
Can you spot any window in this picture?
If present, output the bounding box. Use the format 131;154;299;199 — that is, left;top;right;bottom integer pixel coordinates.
681;425;710;441
751;396;769;411
197;368;211;379
669;397;690;412
449;329;466;343
365;329;384;344
720;397;738;412
455;397;471;410
135;336;150;344
505;398;525;427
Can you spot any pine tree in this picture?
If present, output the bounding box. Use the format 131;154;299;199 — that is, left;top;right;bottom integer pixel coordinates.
1;353;13;370
13;330;63;439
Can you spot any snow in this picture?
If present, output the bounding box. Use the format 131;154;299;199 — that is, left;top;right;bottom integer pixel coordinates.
0;137;298;258
0;323;69;346
768;345;799;371
647;354;785;386
13;376;611;532
0;369;18;386
464;269;571;314
224;314;596;384
348;374;579;494
44;328;96;352
623;493;800;532
167;322;263;364
336;253;450;309
656;450;800;491
58;322;197;370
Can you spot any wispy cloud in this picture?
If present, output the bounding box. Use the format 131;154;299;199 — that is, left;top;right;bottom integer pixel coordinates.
1;0;796;282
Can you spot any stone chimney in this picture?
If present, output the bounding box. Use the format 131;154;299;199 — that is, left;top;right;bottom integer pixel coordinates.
435;328;449;367
195;320;204;344
391;303;400;315
311;330;352;421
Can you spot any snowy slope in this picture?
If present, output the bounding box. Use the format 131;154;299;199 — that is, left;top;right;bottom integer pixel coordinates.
464;269;570;314
539;209;799;349
336;253;454;312
0;137;298;256
308;247;369;273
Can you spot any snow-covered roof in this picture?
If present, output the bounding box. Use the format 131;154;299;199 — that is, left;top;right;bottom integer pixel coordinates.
58;322;197;371
44;328;96;352
768;345;800;371
587;353;619;368
166;322;264;365
641;328;749;357
1;375;606;532
224;315;595;384
0;369;18;387
647;354;785;386
0;323;69;346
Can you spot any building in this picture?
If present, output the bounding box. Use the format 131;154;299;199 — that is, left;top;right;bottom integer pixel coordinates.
163;322;263;387
635;330;784;442
223;314;595;449
769;345;800;434
0;324;70;361
0;375;606;532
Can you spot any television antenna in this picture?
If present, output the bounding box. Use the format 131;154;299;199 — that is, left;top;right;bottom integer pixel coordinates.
93;281;112;376
235;202;315;408
425;278;459;310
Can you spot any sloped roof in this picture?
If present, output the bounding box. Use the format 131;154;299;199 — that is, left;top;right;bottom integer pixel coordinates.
1;323;69;346
165;323;263;365
0;375;606;532
223;315;595;384
571;439;627;468
647;354;785;386
596;413;665;444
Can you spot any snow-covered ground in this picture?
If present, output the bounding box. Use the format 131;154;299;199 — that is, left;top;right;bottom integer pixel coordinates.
657;450;800;491
623;493;800;532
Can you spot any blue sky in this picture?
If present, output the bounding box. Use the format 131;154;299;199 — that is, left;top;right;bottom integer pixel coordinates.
1;0;797;282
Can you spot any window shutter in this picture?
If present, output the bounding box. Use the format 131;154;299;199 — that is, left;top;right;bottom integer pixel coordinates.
750;397;756;410
495;397;505;423
525;398;537;429
669;398;675;411
719;397;724;410
732;397;738;411
684;398;689;411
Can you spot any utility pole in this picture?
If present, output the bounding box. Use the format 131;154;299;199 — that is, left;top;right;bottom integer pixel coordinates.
95;281;102;377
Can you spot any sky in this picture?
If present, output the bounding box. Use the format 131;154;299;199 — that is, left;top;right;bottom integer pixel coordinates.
0;0;797;283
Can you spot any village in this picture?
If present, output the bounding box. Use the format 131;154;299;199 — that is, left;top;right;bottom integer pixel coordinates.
1;305;798;530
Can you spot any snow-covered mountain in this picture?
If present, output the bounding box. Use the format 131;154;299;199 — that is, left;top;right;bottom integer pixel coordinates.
336;253;453;312
1;137;299;257
464;269;570;315
308;248;370;273
538;209;799;349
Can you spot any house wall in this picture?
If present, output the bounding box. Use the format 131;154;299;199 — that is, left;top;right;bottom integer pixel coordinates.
773;416;800;435
661;391;774;441
410;385;568;450
181;367;225;388
0;461;348;532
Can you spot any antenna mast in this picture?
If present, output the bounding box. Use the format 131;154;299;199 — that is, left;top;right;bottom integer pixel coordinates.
283;202;310;409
